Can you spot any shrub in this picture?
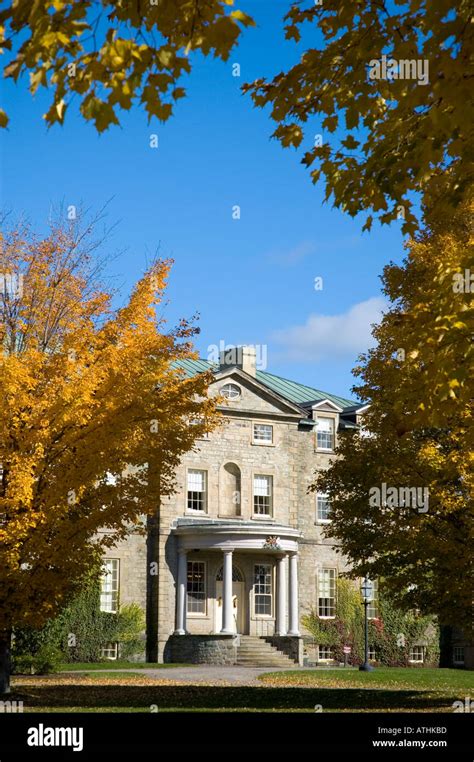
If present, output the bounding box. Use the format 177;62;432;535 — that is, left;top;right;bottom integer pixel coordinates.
12;654;35;675
12;646;64;675
302;579;439;666
13;573;146;664
32;645;64;674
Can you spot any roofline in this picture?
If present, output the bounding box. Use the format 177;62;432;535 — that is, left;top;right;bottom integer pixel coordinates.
342;403;371;414
310;398;344;413
176;357;356;412
212;366;308;416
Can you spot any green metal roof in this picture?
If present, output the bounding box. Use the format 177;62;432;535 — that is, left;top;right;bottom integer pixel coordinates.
173;358;356;411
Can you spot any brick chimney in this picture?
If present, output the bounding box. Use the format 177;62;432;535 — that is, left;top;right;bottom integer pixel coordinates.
219;345;256;377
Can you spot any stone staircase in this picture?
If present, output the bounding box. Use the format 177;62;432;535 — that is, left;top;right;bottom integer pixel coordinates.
236;636;296;667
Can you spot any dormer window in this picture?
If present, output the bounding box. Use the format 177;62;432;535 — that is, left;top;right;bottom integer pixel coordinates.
220;383;241;400
316;417;335;451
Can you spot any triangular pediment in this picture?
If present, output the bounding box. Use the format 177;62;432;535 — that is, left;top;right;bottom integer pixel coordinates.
210;368;306;418
310;398;343;413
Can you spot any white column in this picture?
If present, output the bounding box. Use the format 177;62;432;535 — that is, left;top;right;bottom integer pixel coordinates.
275;554;288;635
221;548;234;634
175;548;187;635
288;552;300;636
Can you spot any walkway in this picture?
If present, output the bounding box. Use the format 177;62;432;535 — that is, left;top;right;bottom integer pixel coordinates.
64;665;298;685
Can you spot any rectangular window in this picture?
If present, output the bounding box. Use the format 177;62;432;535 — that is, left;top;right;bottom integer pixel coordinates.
318;645;334;661
367;579;379;619
316;417;335;450
253;474;273;515
253;424;273;443
187;469;207;512
368;646;377;661
316;493;331;522
187;561;206;614
100;559;119;613
318;568;336;617
101;642;119;660
453;646;465;665
409;645;425;663
254;564;272;616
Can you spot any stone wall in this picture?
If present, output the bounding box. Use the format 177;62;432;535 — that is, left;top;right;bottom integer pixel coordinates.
266;635;303;665
99;369;353;664
99;528;148;661
167;634;238;665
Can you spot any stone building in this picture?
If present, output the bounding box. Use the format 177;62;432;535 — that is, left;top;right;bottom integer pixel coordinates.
99;346;465;667
98;346;363;665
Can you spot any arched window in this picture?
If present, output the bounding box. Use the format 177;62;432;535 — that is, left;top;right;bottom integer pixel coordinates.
220;462;241;517
216;565;243;582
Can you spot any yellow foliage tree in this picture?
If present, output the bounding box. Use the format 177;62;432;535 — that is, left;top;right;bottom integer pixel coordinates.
0;216;219;692
0;0;254;131
244;1;473;233
313;192;473;650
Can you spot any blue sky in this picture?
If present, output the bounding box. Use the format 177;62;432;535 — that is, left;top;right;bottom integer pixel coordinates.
0;1;406;400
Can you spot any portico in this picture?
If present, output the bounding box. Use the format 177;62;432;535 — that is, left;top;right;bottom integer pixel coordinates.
172;518;301;639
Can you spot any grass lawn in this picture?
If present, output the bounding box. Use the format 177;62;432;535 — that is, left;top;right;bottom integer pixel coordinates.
9;667;473;713
259;667;474;692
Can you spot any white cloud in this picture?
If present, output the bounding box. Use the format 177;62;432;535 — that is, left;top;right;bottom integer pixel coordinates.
271;297;386;362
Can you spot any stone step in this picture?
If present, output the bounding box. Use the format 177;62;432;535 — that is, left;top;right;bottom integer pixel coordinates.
237;656;292;666
238;654;287;661
236;636;295;667
237;658;291;665
238;645;282;651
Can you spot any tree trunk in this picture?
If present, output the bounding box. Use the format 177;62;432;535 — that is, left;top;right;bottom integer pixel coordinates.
146;512;159;663
439;624;453;668
0;630;12;694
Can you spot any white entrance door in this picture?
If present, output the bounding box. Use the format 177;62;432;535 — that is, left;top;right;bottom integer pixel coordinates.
215;581;244;633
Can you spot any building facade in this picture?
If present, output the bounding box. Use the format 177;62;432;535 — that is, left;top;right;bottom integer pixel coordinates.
100;347;471;668
99;346;366;665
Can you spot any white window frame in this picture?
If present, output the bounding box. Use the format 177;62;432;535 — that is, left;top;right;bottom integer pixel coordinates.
318;568;337;618
101;642;119;660
368;646;377;661
186;560;207;616
453;646;465;665
252;423;274;445
408;645;425;664
253;474;273;517
186;469;208;513
316;416;335;451
317;645;334;661
100;559;120;613
253;563;273;618
220;383;241;400
316;492;331;523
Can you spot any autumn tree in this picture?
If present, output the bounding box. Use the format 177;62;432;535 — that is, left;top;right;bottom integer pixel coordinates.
0;215;219;692
245;0;473;233
313;192;473;653
0;0;254;131
3;2;471;236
